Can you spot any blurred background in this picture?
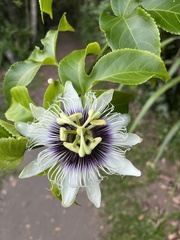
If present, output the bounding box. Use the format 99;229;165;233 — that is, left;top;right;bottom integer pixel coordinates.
0;1;180;239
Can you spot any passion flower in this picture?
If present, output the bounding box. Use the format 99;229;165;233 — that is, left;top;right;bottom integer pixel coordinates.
16;81;142;208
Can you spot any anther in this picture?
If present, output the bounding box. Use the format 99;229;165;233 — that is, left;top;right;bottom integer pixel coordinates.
90;119;106;126
60;127;67;141
63;142;80;153
89;137;102;150
88;109;100;119
69;112;83;121
83;109;101;127
57;112;77;127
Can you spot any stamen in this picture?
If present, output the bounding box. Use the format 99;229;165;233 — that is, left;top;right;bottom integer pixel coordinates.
57;112;78;127
63;142;79;153
90;119;106;126
83;109;101;127
89;137;102;150
69;112;83;122
85;134;94;142
72;135;80;146
60;127;67;141
59;128;76;141
88;109;100;119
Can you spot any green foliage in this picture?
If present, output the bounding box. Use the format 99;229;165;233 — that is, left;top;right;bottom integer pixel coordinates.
1;0;180;206
59;46;169;94
43;80;64;109
39;0;53;22
3;61;42;104
5;86;35;122
28;30;59;65
110;0;139;16
0;120;27;170
100;7;160;55
58;12;75;32
58;42;101;93
90;49;169;85
141;0;180;34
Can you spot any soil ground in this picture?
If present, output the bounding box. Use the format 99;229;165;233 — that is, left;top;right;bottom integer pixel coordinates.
0;32;104;240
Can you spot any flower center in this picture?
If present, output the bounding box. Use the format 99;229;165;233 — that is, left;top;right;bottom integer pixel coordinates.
56;109;106;157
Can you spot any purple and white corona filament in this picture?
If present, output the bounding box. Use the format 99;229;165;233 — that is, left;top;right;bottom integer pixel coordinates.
16;81;142;208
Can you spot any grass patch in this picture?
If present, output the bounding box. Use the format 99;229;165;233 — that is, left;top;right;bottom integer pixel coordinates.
101;111;180;240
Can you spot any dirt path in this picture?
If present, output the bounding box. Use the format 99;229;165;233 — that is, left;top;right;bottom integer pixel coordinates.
0;32;104;240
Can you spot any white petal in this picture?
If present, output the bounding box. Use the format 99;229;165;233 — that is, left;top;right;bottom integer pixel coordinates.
15;122;30;137
114;133;143;146
16;122;49;146
120;114;131;126
92;89;114;112
30;104;56;126
106;113;130;128
63;81;82;113
19;149;57;178
30;104;46;120
61;175;79;207
64;81;79;99
106;154;141;177
86;181;101;208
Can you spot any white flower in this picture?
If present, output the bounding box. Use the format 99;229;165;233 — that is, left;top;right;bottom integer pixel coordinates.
16;81;142;208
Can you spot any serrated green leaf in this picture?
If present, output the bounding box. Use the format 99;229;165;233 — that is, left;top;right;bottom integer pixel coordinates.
111;0;139;16
90;49;170;86
100;7;160;55
5;86;35;122
59;42;101;93
0;154;24;170
0;138;27;157
0;120;27;170
0;127;10;138
3;61;41;104
6;101;34;122
141;0;180;34
28;30;58;65
95;90;135;113
11;86;35;109
43;80;64;109
0;137;27;170
0;120;22;137
39;0;53;22
58;12;75;32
